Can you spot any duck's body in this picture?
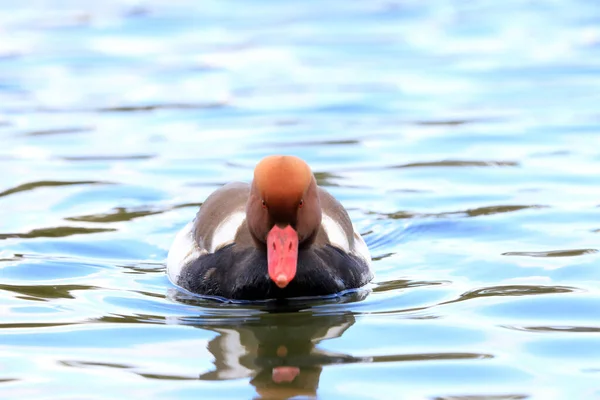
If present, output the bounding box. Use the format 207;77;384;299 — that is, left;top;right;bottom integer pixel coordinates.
167;156;373;301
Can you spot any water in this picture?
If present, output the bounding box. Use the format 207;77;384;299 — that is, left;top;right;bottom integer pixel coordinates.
1;0;600;398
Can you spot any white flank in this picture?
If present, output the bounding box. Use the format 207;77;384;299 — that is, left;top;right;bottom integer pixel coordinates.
352;229;372;266
166;221;203;283
321;214;350;252
209;211;246;252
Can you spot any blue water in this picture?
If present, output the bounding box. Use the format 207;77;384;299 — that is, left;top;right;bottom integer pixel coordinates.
2;0;600;398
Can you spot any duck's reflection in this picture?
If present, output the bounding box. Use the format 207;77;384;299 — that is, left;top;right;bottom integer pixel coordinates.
196;308;362;399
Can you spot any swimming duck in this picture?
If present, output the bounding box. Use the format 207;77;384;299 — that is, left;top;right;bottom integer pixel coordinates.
167;155;372;300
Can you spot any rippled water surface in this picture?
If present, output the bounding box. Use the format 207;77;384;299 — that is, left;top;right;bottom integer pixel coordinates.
2;0;600;398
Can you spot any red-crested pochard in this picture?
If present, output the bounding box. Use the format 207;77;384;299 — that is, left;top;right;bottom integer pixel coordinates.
167;155;373;300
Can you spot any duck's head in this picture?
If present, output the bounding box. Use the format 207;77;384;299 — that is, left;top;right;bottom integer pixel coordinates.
246;155;322;289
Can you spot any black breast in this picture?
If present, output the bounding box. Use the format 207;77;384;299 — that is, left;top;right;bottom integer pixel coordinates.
177;244;371;301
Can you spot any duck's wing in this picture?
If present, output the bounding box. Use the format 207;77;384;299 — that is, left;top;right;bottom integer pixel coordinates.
315;186;371;267
167;182;250;284
193;182;251;252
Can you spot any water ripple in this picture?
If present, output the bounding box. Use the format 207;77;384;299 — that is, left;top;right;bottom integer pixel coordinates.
21;126;94;137
502;249;599;257
373;204;547;220
1;0;600;397
443;285;579;305
392;160;520;168
0;226;116;240
0;180;110;198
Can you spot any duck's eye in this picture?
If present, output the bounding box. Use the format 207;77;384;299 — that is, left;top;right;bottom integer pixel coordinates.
262;200;267;209
298;199;304;208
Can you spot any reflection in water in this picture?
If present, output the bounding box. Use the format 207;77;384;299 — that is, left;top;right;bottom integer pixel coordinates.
198;311;359;398
181;305;491;399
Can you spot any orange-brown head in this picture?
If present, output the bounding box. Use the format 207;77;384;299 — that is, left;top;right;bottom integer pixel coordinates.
246;155;322;289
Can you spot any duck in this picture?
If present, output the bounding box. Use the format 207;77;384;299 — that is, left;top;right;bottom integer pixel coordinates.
167;155;373;301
